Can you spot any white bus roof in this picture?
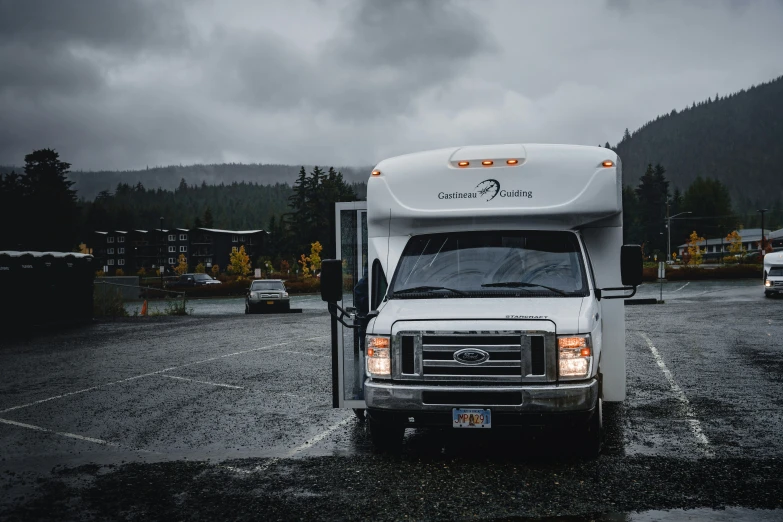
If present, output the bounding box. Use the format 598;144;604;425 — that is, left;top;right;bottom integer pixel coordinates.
367;144;621;235
764;251;783;268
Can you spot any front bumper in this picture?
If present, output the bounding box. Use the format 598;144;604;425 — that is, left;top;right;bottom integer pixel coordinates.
248;297;290;304
365;379;598;414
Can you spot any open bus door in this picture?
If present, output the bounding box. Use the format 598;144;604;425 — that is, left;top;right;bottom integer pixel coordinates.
327;201;368;414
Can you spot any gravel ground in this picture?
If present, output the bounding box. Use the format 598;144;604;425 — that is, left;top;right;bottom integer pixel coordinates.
1;280;781;520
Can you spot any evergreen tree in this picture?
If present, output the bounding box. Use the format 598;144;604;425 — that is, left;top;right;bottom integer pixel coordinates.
203;207;214;228
622;185;643;245
0;171;24;249
634;163;670;256
682;177;736;239
22;148;79;251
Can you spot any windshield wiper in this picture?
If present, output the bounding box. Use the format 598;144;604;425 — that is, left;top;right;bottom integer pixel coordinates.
393;285;468;296
481;281;568;296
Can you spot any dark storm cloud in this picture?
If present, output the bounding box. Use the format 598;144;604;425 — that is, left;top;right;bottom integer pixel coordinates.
0;0;187;50
206;0;496;120
312;0;496;119
203;30;315;111
0;0;782;171
0;0;189;101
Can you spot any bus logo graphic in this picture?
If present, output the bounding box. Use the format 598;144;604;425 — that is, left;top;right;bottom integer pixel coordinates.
476;179;500;201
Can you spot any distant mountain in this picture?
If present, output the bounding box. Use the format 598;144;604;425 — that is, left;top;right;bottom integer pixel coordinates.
0;163;373;201
613;74;783;213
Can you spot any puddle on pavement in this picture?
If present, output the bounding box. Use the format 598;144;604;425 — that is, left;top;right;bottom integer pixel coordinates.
528;507;783;521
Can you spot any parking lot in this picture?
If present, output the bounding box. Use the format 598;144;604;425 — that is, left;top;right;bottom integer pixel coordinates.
1;281;782;520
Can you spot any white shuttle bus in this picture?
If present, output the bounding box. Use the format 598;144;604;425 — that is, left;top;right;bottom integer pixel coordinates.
320;144;642;456
764;251;783;297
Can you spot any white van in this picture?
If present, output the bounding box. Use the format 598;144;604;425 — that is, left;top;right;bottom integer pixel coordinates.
764;251;783;297
321;144;642;457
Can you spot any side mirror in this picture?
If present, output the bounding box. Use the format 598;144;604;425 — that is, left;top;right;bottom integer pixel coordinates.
320;259;343;302
621;245;643;287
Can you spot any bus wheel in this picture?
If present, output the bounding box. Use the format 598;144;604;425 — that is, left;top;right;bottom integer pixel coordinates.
578;398;602;459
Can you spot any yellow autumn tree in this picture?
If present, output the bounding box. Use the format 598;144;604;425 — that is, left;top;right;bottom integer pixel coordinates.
229;246;251;279
686;231;705;266
194;262;206;274
174;254;189;275
211;264;220;276
299;253;311;278
309;241;323;273
725;230;745;262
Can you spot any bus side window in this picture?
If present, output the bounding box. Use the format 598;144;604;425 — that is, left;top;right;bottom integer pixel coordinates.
371;259;388;310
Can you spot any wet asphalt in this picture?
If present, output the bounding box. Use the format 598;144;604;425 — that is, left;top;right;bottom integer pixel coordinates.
1;282;782;520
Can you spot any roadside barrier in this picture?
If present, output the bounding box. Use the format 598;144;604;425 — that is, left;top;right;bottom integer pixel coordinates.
94;280;186;317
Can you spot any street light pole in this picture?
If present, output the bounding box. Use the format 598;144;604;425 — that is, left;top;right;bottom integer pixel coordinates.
667;211;692;263
757;208;768;254
159;216;164;286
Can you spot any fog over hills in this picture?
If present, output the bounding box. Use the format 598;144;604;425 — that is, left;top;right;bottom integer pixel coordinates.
0;163;373;201
3;76;781;212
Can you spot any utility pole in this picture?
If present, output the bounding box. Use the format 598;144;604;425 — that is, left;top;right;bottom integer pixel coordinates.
757;208;768;254
667;211;692;264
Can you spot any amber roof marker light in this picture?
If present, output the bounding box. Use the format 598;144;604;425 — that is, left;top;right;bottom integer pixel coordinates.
458;161;470;167
602;160;614;168
482;160;494;166
371;169;381;176
506;159;519;165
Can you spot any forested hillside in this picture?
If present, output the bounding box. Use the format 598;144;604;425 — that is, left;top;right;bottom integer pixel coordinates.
0;163;373;201
80;177;367;238
612;75;783;215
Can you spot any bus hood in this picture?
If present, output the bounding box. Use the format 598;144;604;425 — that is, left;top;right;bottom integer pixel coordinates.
370;297;589;334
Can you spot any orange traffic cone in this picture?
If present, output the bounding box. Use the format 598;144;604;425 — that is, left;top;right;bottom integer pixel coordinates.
141;300;148;316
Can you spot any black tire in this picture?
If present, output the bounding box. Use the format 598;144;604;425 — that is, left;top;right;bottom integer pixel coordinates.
283;301;291;312
765;291;772;297
244;303;250;314
353;408;366;422
368;417;404;452
577;399;602;458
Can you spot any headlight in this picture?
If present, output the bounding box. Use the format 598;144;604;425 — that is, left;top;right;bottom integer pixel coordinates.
765;280;773;287
366;336;391;378
283;292;289;297
558;334;592;379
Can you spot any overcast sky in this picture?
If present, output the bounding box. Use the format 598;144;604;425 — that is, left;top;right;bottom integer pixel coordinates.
1;0;782;171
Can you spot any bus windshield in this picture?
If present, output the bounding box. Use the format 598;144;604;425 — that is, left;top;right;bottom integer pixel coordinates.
389;231;588;298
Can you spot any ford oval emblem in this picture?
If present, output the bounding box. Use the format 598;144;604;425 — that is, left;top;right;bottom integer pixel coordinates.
454;348;489;365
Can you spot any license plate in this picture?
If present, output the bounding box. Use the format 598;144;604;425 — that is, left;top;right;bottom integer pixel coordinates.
452;408;491;428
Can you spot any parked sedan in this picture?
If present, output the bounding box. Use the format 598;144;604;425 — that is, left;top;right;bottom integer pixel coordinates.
166;273;222;289
246;279;290;313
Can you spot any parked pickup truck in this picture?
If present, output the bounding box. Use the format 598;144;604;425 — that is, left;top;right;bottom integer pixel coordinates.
166;273;222;289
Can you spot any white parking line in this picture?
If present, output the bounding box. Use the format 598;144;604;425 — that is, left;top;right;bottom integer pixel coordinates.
225;415;353;475
639;332;713;458
280;350;329;358
159;374;244;389
0;366;179;414
672;282;690;292
0;417;117;446
0;335;330;414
